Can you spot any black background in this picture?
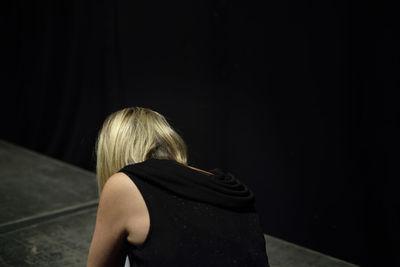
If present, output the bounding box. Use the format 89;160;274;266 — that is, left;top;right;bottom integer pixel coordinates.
2;1;399;266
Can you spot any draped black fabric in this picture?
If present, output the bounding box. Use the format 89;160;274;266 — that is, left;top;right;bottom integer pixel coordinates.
119;159;268;266
120;159;255;211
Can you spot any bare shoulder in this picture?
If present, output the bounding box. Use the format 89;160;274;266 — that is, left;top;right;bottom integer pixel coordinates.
87;173;142;267
98;172;143;215
100;172;150;246
101;172;147;211
103;172;134;191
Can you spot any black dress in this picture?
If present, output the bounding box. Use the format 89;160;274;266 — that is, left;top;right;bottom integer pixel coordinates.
119;159;269;267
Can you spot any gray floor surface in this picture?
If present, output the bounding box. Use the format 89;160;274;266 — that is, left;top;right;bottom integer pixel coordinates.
0;139;358;266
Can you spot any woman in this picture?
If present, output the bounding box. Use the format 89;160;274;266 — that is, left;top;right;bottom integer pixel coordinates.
87;107;269;267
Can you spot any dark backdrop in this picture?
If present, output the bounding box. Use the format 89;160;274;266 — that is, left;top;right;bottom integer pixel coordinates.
2;1;399;266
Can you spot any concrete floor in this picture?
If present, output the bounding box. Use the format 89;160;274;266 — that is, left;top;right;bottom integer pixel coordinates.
0;139;358;266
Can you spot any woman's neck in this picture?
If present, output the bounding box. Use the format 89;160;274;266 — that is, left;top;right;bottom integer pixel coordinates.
187;165;213;176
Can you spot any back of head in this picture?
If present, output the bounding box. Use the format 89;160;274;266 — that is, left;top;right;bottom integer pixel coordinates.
96;107;187;193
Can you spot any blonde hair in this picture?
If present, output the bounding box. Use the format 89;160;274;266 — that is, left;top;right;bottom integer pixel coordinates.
95;107;187;193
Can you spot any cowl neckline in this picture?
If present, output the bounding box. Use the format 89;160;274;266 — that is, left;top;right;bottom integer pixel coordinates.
119;159;255;212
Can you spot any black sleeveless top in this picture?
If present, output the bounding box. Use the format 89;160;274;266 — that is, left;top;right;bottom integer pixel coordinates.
119;159;269;267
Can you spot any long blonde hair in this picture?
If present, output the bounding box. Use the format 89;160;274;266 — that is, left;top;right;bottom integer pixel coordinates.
95;107;187;193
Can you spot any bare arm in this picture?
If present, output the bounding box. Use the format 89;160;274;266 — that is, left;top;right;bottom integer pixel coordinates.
87;173;135;267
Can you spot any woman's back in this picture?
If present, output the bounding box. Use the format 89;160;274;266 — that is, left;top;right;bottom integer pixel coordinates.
120;159;269;267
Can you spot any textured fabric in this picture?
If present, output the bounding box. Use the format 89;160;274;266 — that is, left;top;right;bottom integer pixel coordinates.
120;159;269;267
